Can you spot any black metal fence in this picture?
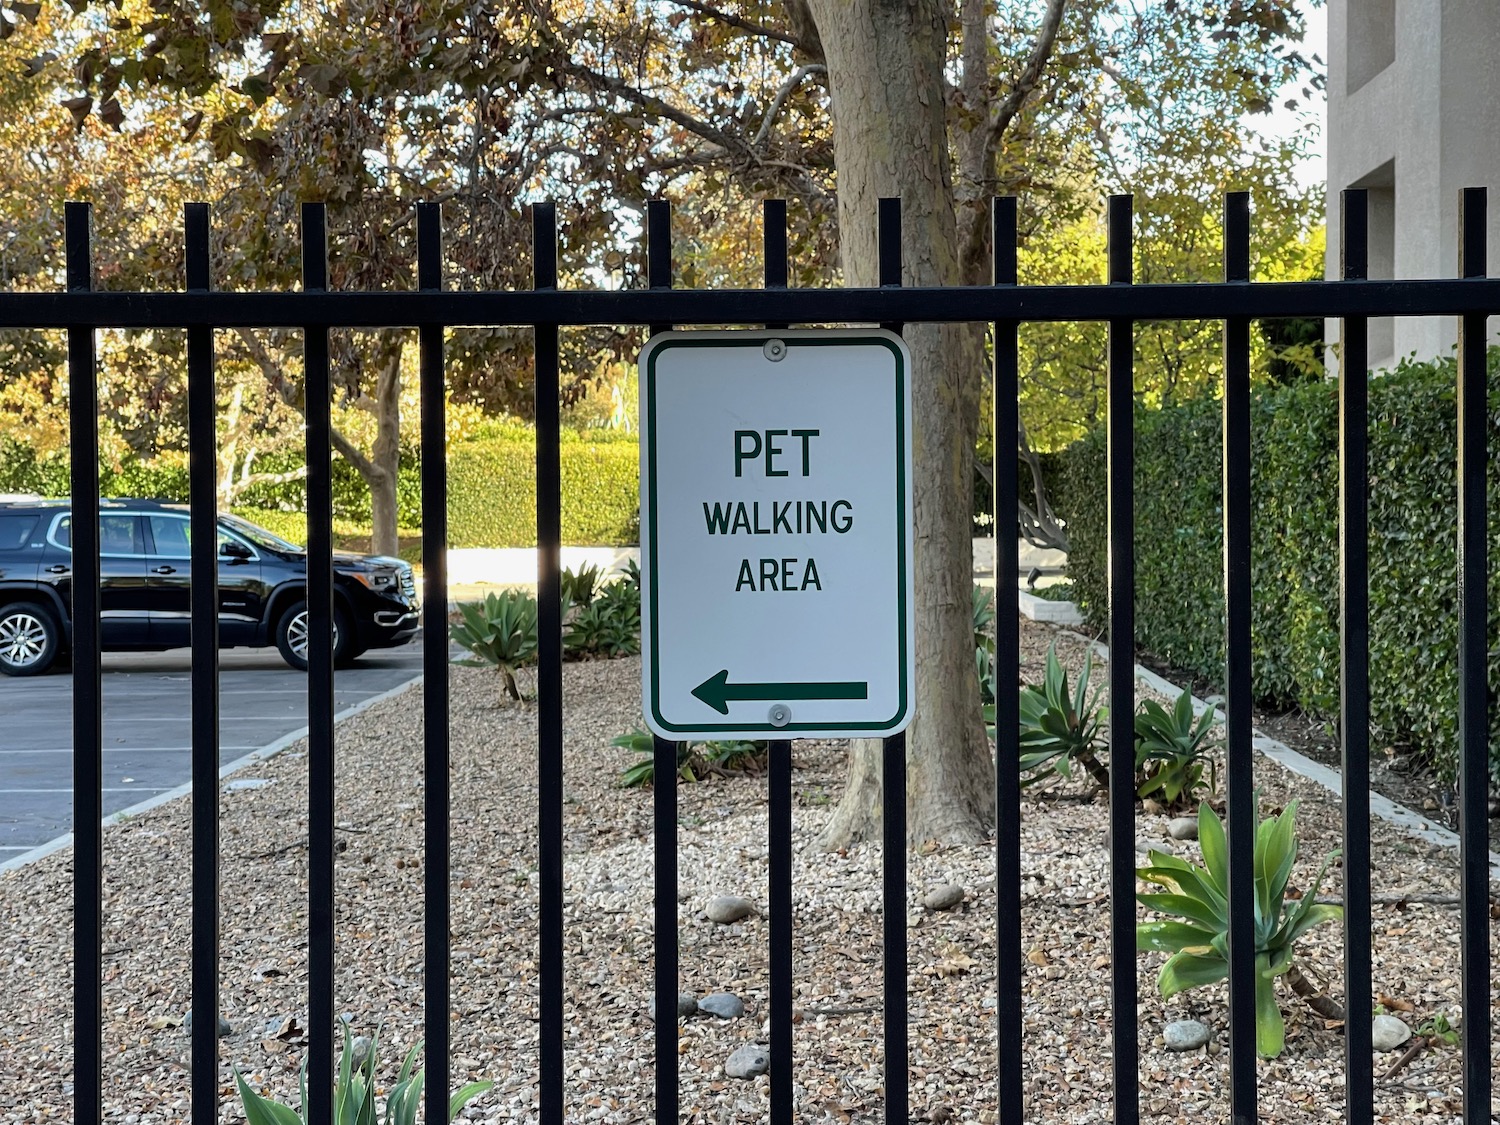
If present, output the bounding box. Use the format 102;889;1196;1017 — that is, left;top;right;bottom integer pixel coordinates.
7;188;1494;1123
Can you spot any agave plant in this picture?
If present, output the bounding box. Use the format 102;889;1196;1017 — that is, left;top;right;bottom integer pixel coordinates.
1137;799;1343;1058
559;562;603;608
233;1020;491;1125
1134;690;1220;810
1017;643;1109;788
450;590;538;700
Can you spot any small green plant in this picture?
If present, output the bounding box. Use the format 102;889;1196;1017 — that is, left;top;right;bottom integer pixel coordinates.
1417;1010;1461;1046
612;725;768;787
1134;690;1220;810
564;576;641;658
450;590;539;700
975;585;998;734
233;1020;491;1125
559;563;602;608
1137;798;1343;1059
972;584;996;650
1017;643;1109;788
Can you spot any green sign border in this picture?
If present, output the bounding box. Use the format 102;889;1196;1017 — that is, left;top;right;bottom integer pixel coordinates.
644;333;910;735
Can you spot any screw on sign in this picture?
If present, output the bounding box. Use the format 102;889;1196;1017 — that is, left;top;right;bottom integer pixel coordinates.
639;329;915;741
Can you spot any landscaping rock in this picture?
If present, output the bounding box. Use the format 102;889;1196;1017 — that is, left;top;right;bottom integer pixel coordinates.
347;1036;373;1073
1167;817;1199;841
697;992;745;1019
1372;1014;1412;1051
705;895;757;924
648;992;700;1022
923;884;965;912
1164;1019;1211;1051
1137;838;1173;855
724;1044;770;1079
183;1010;232;1038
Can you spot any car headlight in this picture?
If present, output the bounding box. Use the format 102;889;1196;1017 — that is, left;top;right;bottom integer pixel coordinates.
348;568;399;590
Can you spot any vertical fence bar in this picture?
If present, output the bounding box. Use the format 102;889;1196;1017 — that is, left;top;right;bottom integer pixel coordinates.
763;197;795;1125
532;201;566;1125
647;198;680;1125
417;202;452;1125
184;202;222;1124
1105;194;1138;1125
1337;188;1374;1123
66;200;103;1125
1455;186;1490;1125
300;202;336;1122
877;195;909;1125
1221;192;1257;1125
991;196;1024;1124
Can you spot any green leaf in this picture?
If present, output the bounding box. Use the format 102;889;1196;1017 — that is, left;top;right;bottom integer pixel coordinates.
1254;952;1286;1058
1136;919;1218;954
1197;801;1228;894
449;1080;493;1122
233;1069;306;1125
1136;891;1225;930
1158;950;1228;998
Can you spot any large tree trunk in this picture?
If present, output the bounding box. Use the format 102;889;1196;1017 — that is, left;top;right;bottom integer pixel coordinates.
807;0;994;848
365;339;402;558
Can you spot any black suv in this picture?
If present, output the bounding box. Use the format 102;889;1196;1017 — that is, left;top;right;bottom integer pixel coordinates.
0;498;419;675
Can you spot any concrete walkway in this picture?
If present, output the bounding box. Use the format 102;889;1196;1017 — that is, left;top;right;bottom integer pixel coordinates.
446;538;1067;603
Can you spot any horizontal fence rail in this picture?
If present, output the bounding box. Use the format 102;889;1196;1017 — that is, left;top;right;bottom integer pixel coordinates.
3;276;1500;328
18;188;1492;1125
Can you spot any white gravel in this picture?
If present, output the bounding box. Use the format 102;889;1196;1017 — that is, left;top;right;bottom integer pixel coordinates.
0;617;1495;1123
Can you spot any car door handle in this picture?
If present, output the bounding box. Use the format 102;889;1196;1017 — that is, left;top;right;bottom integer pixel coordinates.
152;565;177;575
45;565;69;574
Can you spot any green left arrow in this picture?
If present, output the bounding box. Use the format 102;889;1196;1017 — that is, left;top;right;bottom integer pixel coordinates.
690;669;869;715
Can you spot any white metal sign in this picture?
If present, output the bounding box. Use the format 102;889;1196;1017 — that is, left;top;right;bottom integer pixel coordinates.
639;329;915;740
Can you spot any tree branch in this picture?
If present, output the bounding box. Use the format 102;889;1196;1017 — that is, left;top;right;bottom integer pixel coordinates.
987;0;1069;154
561;58;748;160
231;328;376;480
752;63;826;147
667;0;800;47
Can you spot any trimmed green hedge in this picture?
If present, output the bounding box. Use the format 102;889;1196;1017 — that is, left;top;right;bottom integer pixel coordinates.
447;435;639;547
2;428;642;548
1059;351;1500;781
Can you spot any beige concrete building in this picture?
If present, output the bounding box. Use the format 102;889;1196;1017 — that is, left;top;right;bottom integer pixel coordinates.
1325;0;1500;375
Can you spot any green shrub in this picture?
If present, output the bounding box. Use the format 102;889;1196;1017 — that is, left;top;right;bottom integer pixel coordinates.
10;425;641;549
564;577;641;658
1060;350;1500;781
1017;642;1110;788
450;590;540;700
1137;799;1342;1059
1134;690;1219;810
233;1020;490;1125
447;435;639;547
611;725;768;788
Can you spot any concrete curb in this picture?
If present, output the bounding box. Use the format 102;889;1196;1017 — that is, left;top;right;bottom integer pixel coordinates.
0;673;426;876
1018;590;1084;626
1069;630;1500;883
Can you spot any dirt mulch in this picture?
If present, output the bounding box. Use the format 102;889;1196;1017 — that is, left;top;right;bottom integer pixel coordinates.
0;616;1494;1124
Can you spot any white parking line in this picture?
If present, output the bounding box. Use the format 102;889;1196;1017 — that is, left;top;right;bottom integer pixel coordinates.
0;673;425;874
0;787;172;794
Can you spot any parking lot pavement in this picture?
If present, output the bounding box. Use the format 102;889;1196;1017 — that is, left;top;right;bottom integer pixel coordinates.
0;641;427;864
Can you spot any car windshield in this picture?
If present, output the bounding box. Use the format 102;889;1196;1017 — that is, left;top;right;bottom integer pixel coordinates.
221;513;301;553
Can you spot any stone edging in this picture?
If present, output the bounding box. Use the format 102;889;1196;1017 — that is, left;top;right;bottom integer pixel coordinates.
1067;630;1500;884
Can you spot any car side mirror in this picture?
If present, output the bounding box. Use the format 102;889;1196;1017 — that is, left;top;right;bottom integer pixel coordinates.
219;540;252;560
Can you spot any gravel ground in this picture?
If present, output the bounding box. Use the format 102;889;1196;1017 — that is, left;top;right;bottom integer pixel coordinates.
1;617;1496;1124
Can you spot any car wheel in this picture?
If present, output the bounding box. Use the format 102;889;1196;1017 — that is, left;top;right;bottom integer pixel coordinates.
0;602;61;677
275;601;351;671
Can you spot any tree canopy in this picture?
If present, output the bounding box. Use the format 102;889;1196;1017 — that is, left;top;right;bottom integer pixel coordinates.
2;0;1326;842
